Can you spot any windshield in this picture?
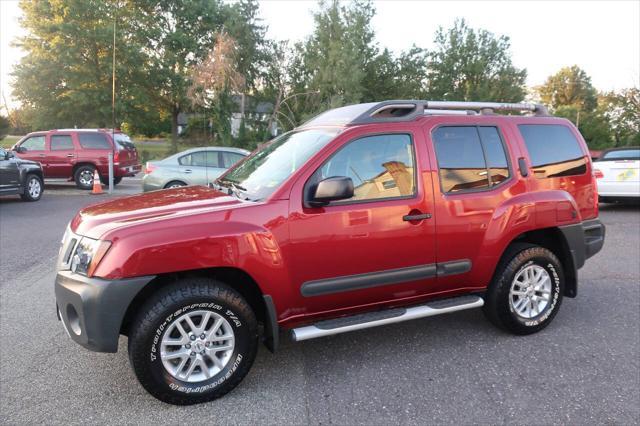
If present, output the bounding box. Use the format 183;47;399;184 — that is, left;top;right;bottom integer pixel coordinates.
217;128;340;201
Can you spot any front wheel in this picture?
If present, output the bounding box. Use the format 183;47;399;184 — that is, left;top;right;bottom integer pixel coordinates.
20;174;43;201
483;244;564;335
128;278;258;405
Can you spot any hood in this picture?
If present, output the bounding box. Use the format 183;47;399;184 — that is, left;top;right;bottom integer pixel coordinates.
71;186;247;239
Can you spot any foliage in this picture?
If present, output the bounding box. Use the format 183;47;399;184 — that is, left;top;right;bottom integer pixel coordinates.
0;115;10;140
427;19;527;102
599;88;640;146
537;65;598;112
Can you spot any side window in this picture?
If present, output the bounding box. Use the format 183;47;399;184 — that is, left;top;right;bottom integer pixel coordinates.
179;151;219;167
313;133;416;203
78;133;111;149
19;136;46;151
221;152;245;168
518;124;587;178
433;126;512;193
478;127;510;185
50;135;74;151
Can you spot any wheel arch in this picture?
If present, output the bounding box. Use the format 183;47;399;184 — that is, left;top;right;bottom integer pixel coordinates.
506;227;577;298
119;266;279;351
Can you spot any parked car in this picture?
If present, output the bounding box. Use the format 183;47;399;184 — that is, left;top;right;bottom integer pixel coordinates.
55;100;605;405
0;147;44;201
12;129;141;190
142;147;249;192
593;147;640;203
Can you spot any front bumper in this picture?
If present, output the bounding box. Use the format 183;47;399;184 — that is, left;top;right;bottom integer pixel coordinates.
55;271;155;352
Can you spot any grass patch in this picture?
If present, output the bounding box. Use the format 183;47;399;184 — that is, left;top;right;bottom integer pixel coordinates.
1;135;22;149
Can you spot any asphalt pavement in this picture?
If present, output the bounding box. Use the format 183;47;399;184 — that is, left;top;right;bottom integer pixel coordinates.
0;183;638;424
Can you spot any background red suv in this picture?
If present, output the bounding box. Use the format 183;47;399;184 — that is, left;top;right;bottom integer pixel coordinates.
13;129;141;189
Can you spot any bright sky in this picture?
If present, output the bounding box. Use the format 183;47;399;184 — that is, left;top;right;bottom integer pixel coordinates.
1;0;639;112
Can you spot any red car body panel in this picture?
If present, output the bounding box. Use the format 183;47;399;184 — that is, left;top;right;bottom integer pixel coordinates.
68;115;598;329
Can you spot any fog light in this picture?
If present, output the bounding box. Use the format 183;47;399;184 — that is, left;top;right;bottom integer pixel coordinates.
66;304;82;336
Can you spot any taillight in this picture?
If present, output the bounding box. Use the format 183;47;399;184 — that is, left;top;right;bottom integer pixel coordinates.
594;169;604;179
113;150;120;163
145;162;157;174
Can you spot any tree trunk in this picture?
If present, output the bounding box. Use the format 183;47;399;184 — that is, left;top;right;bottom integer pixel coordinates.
170;105;179;154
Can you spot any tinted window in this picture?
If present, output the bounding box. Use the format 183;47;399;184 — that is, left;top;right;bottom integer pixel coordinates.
313;134;415;203
179;151;220;167
518;124;587;178
50;135;74;150
20;136;46;151
478;127;510;185
78;133;111;149
433;127;489;192
221;152;245;168
601;149;640;160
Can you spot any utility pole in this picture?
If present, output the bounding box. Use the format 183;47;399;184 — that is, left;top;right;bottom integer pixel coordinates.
109;13;116;194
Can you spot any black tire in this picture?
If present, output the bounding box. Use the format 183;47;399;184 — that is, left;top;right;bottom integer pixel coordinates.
74;165;96;190
19;174;43;201
483;243;564;335
128;278;258;405
99;176;123;185
164;180;187;189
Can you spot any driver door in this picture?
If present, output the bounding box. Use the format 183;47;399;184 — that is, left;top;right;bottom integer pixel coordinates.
0;149;21;193
287;130;437;316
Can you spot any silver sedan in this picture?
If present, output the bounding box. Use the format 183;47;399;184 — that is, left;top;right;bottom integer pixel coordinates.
142;147;249;192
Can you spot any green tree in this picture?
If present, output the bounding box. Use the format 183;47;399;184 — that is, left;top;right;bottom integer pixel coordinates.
599;88;640;146
427;19;527;102
537;66;598;112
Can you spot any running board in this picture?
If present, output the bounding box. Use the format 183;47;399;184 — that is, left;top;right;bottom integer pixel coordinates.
291;295;484;342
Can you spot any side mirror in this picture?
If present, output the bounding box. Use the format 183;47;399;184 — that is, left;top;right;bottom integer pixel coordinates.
308;176;354;207
14;146;26;153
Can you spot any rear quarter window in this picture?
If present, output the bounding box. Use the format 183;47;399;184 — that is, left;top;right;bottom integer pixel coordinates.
518;124;587;178
78;133;112;149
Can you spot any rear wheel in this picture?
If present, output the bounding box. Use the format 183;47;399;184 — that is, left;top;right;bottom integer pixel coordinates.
164;180;187;189
20;174;43;201
483;244;564;335
74;165;96;190
128;278;258;405
99;176;123;185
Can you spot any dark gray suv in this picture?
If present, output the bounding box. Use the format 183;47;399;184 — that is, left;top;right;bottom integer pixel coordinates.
0;147;44;201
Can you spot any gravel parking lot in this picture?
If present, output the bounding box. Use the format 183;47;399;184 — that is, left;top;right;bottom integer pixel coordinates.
1;185;638;425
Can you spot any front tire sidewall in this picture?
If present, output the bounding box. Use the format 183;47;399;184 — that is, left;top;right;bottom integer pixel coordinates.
129;284;258;405
21;175;43;201
148;303;250;396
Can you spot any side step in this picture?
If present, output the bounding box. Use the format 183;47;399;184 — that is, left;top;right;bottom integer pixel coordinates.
291;295;483;342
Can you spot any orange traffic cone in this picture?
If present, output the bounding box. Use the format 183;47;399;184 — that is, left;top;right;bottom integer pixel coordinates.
91;170;104;195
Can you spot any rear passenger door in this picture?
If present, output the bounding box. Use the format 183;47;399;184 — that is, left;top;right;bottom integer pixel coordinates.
47;134;76;178
425;123;526;294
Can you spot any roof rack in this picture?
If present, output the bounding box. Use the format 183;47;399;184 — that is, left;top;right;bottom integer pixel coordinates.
351;100;549;125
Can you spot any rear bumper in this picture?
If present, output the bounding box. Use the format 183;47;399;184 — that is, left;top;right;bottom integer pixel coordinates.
116;163;142;177
559;218;606;270
55;271;154;352
597;180;640;197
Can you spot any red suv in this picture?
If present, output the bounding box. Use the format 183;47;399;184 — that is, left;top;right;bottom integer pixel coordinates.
55;101;605;405
13;129;141;189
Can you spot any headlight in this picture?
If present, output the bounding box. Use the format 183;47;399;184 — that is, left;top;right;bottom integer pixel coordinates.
70;237;111;277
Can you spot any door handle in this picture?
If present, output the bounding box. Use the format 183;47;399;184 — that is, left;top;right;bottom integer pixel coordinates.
403;212;432;221
183;169;192;174
38;154;46;157
66;153;75;158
